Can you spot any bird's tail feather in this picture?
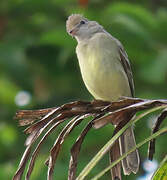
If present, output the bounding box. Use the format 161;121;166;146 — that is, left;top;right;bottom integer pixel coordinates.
119;126;140;175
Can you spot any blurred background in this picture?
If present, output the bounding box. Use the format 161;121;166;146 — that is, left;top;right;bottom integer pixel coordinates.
0;0;167;179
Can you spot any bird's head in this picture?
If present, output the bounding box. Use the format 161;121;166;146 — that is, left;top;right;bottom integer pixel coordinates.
66;14;103;42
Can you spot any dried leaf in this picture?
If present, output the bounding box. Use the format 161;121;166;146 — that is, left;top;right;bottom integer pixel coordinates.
68;120;97;180
91;126;167;180
13;97;167;180
148;108;167;160
26;119;65;180
13;146;31;180
25;115;66;146
68;114;106;180
93;99;167;128
24;108;60;134
109;139;121;180
47;115;89;180
15;108;56;126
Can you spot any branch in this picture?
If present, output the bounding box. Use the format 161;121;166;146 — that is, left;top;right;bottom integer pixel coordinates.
13;97;167;180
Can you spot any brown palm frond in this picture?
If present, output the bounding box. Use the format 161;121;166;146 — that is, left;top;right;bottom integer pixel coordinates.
148;108;167;160
13;97;167;180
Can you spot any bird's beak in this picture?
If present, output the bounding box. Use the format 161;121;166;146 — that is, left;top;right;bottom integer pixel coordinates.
69;27;78;37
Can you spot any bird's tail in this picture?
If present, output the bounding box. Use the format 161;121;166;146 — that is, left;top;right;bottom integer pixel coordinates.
119;126;140;175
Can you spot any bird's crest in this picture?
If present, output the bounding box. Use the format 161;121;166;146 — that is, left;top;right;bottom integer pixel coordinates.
66;14;87;32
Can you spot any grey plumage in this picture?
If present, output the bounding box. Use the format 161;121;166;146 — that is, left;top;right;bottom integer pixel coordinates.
66;14;140;179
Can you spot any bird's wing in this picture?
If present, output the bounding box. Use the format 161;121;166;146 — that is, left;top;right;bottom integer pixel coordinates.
90;32;135;97
117;41;135;97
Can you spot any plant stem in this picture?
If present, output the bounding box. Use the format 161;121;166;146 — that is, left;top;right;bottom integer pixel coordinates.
76;105;167;180
91;126;167;180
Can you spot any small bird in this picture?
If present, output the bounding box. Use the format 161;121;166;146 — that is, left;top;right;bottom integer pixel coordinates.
66;14;139;179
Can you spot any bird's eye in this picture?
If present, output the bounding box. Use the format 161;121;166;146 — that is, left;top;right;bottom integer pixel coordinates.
80;20;86;25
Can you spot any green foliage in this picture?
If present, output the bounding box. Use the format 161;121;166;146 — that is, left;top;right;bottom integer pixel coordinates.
77;105;167;180
0;0;167;179
152;155;167;180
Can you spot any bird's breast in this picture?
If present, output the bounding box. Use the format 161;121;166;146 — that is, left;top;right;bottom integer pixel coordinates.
76;37;131;101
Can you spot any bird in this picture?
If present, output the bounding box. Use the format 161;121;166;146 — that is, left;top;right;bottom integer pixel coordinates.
66;14;139;180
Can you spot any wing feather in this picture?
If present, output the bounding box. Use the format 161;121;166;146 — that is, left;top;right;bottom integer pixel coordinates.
115;39;134;97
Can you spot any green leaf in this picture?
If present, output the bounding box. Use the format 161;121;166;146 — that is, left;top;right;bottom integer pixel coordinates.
76;105;167;180
39;28;76;48
106;2;157;30
139;50;167;84
0;76;19;106
152;155;167;180
91;127;167;180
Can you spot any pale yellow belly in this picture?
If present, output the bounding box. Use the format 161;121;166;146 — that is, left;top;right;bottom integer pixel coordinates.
78;54;131;101
76;34;131;101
